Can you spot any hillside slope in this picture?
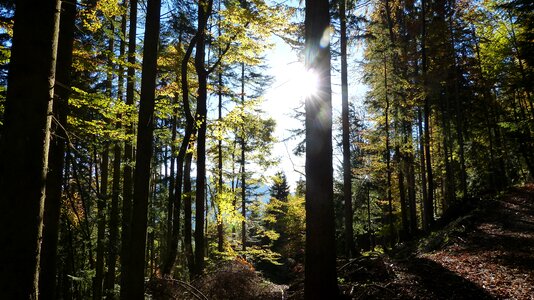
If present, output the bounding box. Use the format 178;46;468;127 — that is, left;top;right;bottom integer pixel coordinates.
338;184;534;300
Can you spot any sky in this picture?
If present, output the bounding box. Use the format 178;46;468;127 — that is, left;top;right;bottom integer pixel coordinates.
262;37;307;189
182;1;369;194
261;33;368;192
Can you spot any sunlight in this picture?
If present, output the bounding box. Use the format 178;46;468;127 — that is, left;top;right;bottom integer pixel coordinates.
291;64;320;99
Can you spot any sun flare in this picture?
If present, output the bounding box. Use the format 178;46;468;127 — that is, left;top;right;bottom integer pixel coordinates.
287;64;319;100
291;66;319;99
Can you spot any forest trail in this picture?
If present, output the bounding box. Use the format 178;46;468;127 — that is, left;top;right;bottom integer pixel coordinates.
339;184;534;300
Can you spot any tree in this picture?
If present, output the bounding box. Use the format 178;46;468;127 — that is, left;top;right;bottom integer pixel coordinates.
0;0;61;298
421;0;434;230
94;24;114;300
304;0;338;298
105;5;128;296
120;0;137;297
39;0;77;298
159;6;197;277
270;171;290;201
339;0;356;258
122;0;161;297
193;0;214;277
265;172;291;256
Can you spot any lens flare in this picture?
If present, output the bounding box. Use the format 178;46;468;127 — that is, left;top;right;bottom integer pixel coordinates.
294;67;319;98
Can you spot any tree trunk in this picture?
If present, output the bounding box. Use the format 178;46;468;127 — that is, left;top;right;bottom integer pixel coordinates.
105;8;127;296
448;11;468;200
340;0;355;258
304;0;338;298
39;1;76;298
366;183;373;251
240;62;247;251
405;124;417;235
0;0;61;298
120;0;137;297
396;144;409;238
217;4;225;253
418;109;429;231
161;99;177;276
163;113;176;273
94;145;110;300
105;142;121;296
193;0;213;277
421;0;434;228
95;26;114;299
160;31;198;277
184;151;194;277
123;0;161;297
384;55;394;246
180;35;198;278
241;139;246;251
439;92;455;211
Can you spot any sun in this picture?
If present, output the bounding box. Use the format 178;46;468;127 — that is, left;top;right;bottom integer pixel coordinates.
263;61;321;120
291;64;319;99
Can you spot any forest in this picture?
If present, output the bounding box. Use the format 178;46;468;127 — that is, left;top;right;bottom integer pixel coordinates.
0;0;532;299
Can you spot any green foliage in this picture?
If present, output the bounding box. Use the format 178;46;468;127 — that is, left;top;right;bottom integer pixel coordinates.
213;181;244;227
215;0;296;66
264;194;305;260
270;171;290;201
68;87;136;143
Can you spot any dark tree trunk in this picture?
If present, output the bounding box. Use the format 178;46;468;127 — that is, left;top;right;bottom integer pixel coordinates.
340;0;356;258
161;101;177;276
105;142;121;295
39;1;76;298
405;126;417;235
396;145;409;238
438;62;456;210
421;0;434;228
418;109;429;232
95;27;114;299
105;9;127;296
120;0;136;297
240;62;247;252
94;145;110;300
183;151;194;276
241;139;246;251
63;216;75;300
180;36;197;278
123;0;160;298
0;0;61;298
193;0;213;277
147;163;158;277
384;55;394;246
366;183;373;251
448;11;468;200
161;32;198;277
217;6;225;253
304;0;338;298
217;87;225;253
384;0;403;244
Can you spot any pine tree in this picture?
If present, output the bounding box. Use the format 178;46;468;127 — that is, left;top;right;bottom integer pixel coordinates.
0;0;61;298
270;172;290;201
304;0;338;298
39;0;76;298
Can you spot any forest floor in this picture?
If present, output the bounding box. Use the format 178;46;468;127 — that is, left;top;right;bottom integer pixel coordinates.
334;183;534;300
148;184;534;299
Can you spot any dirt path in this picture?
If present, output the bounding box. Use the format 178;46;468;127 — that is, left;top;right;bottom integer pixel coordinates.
340;184;534;299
